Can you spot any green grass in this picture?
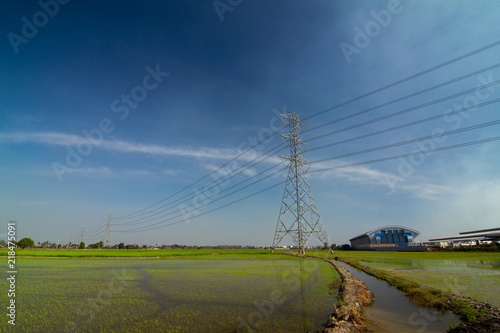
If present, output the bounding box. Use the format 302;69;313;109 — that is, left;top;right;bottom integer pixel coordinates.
308;249;500;262
0;255;339;333
306;250;500;307
0;248;274;258
307;250;500;326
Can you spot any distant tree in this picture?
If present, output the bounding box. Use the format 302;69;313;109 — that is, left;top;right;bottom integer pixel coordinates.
88;241;103;249
330;243;337;250
0;239;7;247
142;244;147;249
17;237;35;248
118;243;125;249
79;242;85;249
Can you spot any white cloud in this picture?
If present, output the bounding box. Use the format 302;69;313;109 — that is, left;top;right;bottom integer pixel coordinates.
162;169;183;176
310;161;452;199
0;132;83;145
0;131;458;200
0;131;282;164
71;167;113;175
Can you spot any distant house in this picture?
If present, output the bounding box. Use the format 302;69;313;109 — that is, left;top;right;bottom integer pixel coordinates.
349;225;421;250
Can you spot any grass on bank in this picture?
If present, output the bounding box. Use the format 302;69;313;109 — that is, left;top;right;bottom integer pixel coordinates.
307;250;500;329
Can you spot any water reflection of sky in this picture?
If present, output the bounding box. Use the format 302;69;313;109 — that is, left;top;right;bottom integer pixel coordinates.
364;260;500;273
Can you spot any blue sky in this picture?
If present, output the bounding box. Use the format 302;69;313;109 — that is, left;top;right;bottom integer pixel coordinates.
1;0;500;247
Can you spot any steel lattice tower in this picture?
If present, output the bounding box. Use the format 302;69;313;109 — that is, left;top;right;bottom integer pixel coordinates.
102;214;112;248
272;108;329;254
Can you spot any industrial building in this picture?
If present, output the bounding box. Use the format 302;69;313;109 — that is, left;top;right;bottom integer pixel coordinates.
428;227;500;247
349;225;422;250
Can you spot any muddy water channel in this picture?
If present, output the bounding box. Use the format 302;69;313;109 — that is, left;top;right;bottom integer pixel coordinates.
8;257;339;332
338;262;458;332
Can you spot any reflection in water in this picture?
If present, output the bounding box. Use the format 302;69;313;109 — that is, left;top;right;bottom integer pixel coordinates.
270;259;327;332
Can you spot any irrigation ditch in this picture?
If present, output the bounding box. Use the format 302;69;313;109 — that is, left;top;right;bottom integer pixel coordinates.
294;253;500;333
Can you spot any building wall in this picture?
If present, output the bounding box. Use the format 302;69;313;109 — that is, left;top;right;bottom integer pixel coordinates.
350;235;370;248
350;227;419;249
372;228;414;245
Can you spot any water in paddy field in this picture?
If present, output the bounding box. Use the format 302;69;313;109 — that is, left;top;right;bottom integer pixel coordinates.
337;262;459;333
360;259;500;307
4;258;340;333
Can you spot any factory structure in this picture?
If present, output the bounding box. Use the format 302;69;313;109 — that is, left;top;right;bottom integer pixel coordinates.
349;225;425;251
347;225;499;251
428;227;500;247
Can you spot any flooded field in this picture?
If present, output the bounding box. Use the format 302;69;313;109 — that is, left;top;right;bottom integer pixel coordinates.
360;259;500;307
0;256;339;332
308;250;500;306
338;262;458;332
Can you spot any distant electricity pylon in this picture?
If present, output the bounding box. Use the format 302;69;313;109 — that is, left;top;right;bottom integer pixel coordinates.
272;108;329;254
102;214;112;247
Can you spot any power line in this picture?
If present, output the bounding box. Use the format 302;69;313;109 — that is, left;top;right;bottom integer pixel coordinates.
111;39;500;223
304;5;500;103
306;63;500;134
112;145;285;225
110;86;500;230
113;134;500;233
112;69;500;226
114;182;285;233
112;122;286;220
309;136;500;173
84;218;107;233
113;164;286;231
103;40;500;234
310;120;500;164
307;99;500;152
121;117;499;232
113;162;284;227
306;97;500;152
303;39;500;122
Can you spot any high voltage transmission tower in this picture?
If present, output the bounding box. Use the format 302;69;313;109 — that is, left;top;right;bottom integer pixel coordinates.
272;108;329;254
102;214;112;247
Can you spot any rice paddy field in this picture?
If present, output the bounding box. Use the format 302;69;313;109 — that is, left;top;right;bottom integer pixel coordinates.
308;250;500;307
1;249;499;332
0;251;339;333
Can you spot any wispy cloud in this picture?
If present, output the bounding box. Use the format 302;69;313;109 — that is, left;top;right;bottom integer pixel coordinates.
0;131;274;162
0;132;84;145
310;161;452;199
0;131;453;199
70;167;114;175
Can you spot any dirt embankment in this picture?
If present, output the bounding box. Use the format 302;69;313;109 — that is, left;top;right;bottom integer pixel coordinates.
322;258;374;333
339;258;500;333
289;254;374;332
446;298;500;333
